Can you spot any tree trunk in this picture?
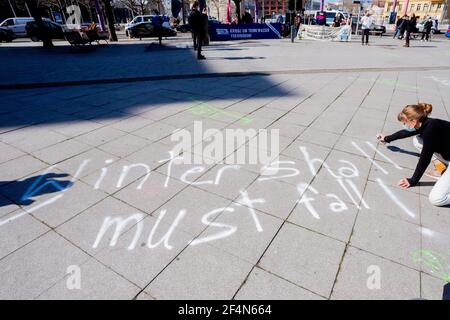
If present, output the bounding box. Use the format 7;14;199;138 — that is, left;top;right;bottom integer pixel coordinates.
102;0;118;41
182;0;186;24
234;0;241;23
57;0;67;24
25;0;54;48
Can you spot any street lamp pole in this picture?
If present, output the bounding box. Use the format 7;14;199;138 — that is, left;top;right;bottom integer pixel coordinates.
403;0;409;16
389;0;398;24
262;0;265;22
93;0;107;31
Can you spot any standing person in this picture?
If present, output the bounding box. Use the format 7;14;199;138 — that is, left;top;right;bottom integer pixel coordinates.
188;1;201;51
404;14;417;47
152;14;164;46
360;11;374;45
399;15;409;39
421;17;433;41
411;13;418;32
394;15;404;39
317;11;325;26
377;103;450;207
295;13;302;39
189;3;207;60
242;11;253;24
434;18;439;32
201;7;209;47
333;13;341;27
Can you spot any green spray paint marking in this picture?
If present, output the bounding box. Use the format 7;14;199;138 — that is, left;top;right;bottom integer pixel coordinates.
356;77;420;91
188;97;253;125
412;249;450;282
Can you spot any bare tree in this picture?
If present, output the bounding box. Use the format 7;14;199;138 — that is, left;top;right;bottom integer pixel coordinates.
102;0;118;41
136;0;149;14
8;0;29;14
115;0;139;15
114;0;165;16
209;0;220;20
232;0;241;23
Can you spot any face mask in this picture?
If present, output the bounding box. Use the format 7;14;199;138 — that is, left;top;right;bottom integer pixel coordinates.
402;124;416;132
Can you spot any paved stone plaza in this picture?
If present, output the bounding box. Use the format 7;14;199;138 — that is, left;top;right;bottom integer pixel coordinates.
1;34;450;299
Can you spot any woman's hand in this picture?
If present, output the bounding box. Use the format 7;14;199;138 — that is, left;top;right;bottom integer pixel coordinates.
377;133;386;143
398;178;411;189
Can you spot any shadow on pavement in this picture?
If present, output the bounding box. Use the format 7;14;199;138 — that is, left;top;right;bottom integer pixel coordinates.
0;173;73;207
222;57;266;60
0;41;295;128
387;145;420;157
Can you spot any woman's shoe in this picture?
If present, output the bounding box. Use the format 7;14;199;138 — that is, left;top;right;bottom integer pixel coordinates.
433;159;447;174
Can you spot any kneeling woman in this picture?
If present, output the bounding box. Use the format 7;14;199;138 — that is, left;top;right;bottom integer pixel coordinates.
378;103;450;207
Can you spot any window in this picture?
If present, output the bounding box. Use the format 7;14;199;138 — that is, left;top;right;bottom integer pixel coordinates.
431;4;435;11
410;4;415;10
417;4;421;11
423;4;429;11
437;4;442;9
398;4;402;11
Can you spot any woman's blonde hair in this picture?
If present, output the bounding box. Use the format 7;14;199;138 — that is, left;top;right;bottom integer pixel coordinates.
397;103;433;122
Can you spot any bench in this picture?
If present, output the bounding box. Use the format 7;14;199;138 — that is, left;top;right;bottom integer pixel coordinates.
64;30;90;46
85;29;109;45
369;30;384;37
64;29;109;46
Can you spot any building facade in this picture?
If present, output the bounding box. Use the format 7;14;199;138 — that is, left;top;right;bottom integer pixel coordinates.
383;0;447;21
207;0;297;22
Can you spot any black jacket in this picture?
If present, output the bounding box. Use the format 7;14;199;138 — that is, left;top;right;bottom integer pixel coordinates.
424;20;433;32
385;118;450;186
399;19;408;32
188;10;208;36
406;17;417;32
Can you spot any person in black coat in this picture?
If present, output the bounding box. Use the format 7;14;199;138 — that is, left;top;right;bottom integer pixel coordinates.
399;15;408;39
394;16;404;38
242;11;253;24
152;14;164;46
188;2;200;50
404;14;417;47
333;13;342;27
421;17;433;41
410;14;418;32
188;1;207;59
